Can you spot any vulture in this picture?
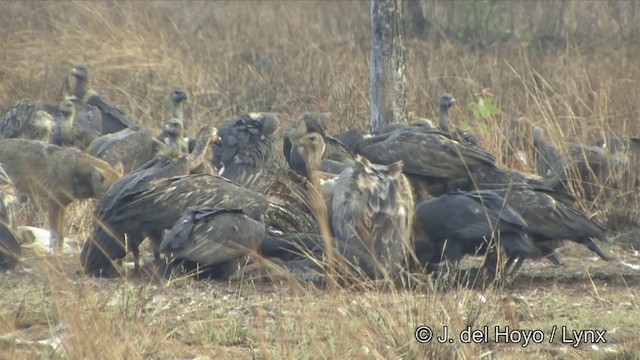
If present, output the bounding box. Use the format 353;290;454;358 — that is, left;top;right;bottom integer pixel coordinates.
81;126;218;275
157;118;189;156
86;115;189;174
50;100;99;150
71;64;140;134
436;94;477;145
0;65;102;142
81;173;271;276
0;98;55;142
494;187;611;274
356;124;571;203
356;125;496;197
170;87;188;120
331;155;414;280
567;142;611;200
532;126;567;188
160;207;265;279
288;132;326;179
532;126;611;200
413;190;533;275
212;113;279;188
156;87;191;151
283;113;356;176
87;128;165;174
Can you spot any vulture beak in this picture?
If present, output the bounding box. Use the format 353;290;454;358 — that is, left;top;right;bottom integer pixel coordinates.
213;134;222;146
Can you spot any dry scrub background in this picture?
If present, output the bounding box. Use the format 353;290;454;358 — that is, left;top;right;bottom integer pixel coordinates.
0;1;639;359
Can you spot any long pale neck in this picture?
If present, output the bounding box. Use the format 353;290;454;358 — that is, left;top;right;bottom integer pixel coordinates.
305;143;325;174
172;101;184;120
438;106;451;132
187;131;213;170
74;77;88;101
62;110;75;132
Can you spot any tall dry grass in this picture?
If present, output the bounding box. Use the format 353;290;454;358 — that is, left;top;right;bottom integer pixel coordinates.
0;1;639;358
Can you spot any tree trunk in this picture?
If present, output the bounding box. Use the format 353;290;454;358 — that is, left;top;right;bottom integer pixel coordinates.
369;0;408;133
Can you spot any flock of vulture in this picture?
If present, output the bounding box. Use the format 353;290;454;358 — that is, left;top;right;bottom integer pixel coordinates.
0;64;638;285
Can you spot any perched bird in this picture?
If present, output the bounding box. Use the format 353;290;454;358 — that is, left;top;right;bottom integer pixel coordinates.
50;100;99;150
170;87;188;120
82;126;218;274
494;187;611;274
71;64;140;134
160;207;265;279
0;164;21;269
532;126;612;200
413;190;533;275
532;126;566;187
567;142;610;200
0;98;55;142
356;122;571;204
356;125;496;197
81;172;270;276
156;87;191;151
70;64;90;101
87;128;165;174
334;128;365;152
212;113;279;188
331;156;414;280
157;118;188;156
87;102;189;174
283;113;356;176
288;132;326;179
436;94;476;145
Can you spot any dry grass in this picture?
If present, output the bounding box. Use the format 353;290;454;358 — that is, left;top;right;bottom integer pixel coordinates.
0;1;639;359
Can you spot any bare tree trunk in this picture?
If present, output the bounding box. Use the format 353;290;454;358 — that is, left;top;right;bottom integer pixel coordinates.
369;0;408;133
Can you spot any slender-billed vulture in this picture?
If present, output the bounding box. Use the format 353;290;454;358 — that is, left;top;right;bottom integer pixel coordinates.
71;64;139;134
156;87;191;151
50;100;99;150
532;126;566;186
356;126;496;191
437;94;476;145
81;172;271;276
288;132;326;178
212;113;279;188
283;113;356;176
494;187;611;273
0;98;55;142
413;190;533;274
81;126;218;275
331;156;414;280
160;207;265;279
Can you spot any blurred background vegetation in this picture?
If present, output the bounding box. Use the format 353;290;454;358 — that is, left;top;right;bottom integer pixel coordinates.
0;1;637;138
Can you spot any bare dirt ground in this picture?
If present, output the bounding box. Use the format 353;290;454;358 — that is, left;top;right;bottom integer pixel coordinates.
0;230;638;359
